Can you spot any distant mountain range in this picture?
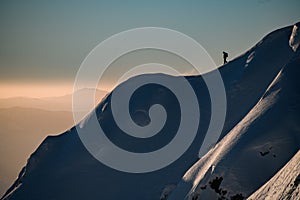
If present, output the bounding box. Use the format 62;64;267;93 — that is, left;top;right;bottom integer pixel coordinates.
0;88;107;196
0;88;108;111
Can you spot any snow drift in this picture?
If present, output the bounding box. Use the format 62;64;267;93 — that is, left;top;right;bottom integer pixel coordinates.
1;23;299;200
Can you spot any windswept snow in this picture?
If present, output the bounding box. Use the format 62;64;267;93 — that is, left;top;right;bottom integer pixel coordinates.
289;22;300;52
169;41;300;200
248;150;300;200
169;73;284;199
245;51;255;68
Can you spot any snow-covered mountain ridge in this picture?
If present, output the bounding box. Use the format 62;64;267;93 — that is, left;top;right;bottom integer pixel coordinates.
169;40;300;200
1;22;299;200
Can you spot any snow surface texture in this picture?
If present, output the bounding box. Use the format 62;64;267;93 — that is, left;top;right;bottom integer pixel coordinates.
169;47;300;200
1;23;299;200
248;150;300;200
289;22;300;52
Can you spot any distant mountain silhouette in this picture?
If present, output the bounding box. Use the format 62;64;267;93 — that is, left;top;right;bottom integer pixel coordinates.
0;88;108;111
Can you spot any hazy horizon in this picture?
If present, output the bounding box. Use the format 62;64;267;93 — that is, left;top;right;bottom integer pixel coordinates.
1;0;299;98
0;83;110;99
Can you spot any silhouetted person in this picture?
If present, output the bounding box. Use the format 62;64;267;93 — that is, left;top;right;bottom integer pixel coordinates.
223;51;228;64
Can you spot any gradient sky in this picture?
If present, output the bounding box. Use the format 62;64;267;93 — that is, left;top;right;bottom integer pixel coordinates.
0;0;299;97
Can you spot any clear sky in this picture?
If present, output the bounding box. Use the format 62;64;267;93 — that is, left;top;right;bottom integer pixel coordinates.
0;0;299;97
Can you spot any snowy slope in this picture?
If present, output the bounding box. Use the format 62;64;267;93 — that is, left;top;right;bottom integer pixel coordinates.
0;88;107;196
0;107;73;196
168;26;300;200
1;23;299;200
247;150;300;200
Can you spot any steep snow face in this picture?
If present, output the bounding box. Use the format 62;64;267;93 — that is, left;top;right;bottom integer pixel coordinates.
247;150;300;200
289;22;300;52
218;25;294;138
1;24;298;200
168;51;300;200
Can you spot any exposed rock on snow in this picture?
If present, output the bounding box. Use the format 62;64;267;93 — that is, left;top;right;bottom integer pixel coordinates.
160;184;177;200
248;150;300;200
